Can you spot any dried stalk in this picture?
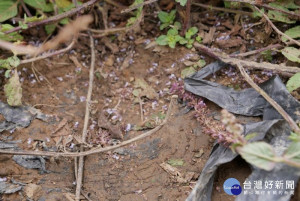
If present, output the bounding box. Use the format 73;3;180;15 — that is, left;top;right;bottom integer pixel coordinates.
75;33;95;201
194;43;300;134
253;6;300;47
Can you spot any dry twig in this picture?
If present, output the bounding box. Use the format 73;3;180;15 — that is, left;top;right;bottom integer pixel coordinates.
194;43;300;75
75;32;95;201
253;6;300;47
194;43;300;134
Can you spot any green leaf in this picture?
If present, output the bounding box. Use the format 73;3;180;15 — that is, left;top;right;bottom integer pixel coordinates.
281;47;300;63
179;38;188;45
252;8;264;18
185;27;198;39
267;3;296;24
282;26;300;42
159;23;169;30
167;28;178;36
244;133;258;141
0;24;23;41
156;35;168;46
196;59;206;68
18;21;28;29
45;24;56;35
175;0;187;6
167;159;184;166
239;142;277;171
224;1;240;8
289;132;300;142
168;40;176;48
24;14;46;23
181;67;196;78
158;10;176;24
0;0;18;22
261;50;273;61
0;56;20;69
4;69;22;106
277;0;300;9
24;0;53;12
173;21;181;30
284;142;300;163
286;72;300;92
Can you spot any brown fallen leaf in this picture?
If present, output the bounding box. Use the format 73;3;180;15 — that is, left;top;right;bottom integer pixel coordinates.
203;27;216;45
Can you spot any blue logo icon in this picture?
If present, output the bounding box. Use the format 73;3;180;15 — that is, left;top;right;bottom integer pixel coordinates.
223;178;242;195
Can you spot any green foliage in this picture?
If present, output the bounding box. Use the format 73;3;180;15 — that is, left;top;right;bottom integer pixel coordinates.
0;24;23;41
284;142;300;163
156;28;183;48
282;26;300;42
167;159;185;166
281;47;300;63
261;50;273;62
179;27;198;48
24;14;46;23
181;67;196;78
224;1;240;9
23;0;53;12
0;0;18;22
289;132;300;142
0;56;20;69
4;70;22;106
239;142;278;171
267;3;296;24
158;10;176;30
127;0;143;26
175;0;187;6
286;72;300;92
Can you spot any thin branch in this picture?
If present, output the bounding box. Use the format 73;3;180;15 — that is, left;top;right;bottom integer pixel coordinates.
236;63;300;134
121;0;158;13
75;33;95;201
4;0;99;34
89;11;144;38
20;0;32;17
230;43;283;57
253;6;300;47
224;0;300;18
20;39;76;64
192;2;253;16
193;43;300;134
194;43;300;75
0;96;177;157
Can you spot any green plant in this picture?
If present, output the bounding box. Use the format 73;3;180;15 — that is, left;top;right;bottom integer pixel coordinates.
158;9;176;30
156;10;198;49
127;0;143;26
156;28;183;48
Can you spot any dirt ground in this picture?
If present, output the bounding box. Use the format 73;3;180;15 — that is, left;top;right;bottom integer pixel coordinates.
0;1;300;201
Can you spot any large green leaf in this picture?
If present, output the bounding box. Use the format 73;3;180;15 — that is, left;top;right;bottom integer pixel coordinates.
284;142;300;163
0;0;18;22
281;47;300;63
268;3;296;24
282;26;300;42
4;70;22;106
286;72;300;92
277;0;300;9
0;24;23;41
175;0;187;6
0;56;20;69
24;0;53;12
239;142;277;171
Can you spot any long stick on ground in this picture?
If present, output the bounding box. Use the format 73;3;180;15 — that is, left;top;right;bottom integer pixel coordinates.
75;33;95;201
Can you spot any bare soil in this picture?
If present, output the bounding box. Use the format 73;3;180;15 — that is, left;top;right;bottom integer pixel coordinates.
0;2;300;201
